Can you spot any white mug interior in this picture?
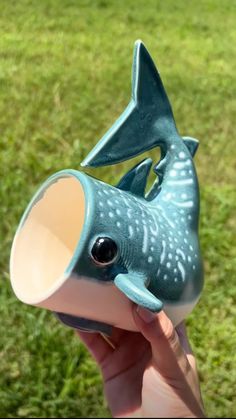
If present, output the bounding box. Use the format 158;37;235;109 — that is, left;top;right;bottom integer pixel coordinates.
10;174;138;331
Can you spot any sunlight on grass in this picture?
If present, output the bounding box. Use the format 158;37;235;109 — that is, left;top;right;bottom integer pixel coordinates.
1;0;236;417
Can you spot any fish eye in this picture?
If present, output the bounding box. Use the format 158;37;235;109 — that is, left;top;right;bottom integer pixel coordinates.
91;237;118;265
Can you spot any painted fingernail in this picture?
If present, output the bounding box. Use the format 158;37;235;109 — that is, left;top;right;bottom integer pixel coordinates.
136;306;156;323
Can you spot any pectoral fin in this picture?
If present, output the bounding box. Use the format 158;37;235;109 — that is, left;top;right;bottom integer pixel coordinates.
114;273;163;312
117;158;152;197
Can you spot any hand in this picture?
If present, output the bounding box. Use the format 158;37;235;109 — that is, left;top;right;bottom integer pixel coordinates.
77;307;205;418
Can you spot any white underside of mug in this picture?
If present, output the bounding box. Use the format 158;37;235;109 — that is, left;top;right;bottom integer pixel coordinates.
37;274;199;331
37;275;138;331
163;297;199;327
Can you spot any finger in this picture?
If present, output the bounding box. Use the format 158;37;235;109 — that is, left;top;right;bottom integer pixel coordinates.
77;331;114;365
133;306;191;378
133;307;205;417
176;322;205;410
110;327;128;346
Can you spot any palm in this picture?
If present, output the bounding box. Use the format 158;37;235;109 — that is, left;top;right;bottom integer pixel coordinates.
78;317;204;418
78;329;151;417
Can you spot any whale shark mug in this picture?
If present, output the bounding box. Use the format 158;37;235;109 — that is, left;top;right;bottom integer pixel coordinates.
9;40;204;335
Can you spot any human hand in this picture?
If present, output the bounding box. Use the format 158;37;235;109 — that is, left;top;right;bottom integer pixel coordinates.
77;307;205;418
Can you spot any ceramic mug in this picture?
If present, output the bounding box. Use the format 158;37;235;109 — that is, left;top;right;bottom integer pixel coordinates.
9;40;204;334
10;170;140;333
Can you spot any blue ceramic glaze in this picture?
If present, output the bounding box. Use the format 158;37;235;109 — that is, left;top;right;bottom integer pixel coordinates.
10;40;204;334
53;40;204;333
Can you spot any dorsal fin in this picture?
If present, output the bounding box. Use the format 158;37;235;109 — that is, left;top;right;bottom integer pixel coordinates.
117;158;152;197
182;136;199;157
81;40;178;168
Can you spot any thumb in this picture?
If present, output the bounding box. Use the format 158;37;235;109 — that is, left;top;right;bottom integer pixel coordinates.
133;306;190;378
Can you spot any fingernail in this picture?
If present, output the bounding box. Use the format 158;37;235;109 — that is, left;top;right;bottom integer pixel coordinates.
136;306;156;323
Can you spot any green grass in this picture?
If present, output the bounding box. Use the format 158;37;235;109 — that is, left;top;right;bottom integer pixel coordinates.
0;0;236;417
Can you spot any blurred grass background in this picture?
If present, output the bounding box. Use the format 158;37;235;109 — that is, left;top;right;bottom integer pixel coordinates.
0;0;236;417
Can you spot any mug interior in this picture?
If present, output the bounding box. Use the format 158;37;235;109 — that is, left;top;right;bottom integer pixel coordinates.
10;175;85;304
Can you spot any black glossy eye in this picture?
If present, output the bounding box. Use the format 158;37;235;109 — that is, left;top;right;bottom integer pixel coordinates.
91;237;118;265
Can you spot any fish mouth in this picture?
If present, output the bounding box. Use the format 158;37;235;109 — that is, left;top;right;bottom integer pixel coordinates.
10;173;86;305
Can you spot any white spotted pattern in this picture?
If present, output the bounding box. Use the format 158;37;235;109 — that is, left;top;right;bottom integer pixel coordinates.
160;240;166;264
178;261;186;281
176;248;186;261
172;199;194;208
93;155;198;302
167;179;194;186
128;225;134;238
142;225;149;254
179;151;186;159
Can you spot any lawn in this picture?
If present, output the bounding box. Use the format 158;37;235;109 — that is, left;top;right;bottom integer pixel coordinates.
0;0;236;417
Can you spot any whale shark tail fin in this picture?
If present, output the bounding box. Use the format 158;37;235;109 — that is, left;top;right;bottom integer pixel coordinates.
81;40;178;168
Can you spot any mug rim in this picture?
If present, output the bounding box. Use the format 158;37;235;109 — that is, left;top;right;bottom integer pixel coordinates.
9;169;94;305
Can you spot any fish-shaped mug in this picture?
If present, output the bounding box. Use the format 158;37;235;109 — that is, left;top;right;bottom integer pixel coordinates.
9;41;204;335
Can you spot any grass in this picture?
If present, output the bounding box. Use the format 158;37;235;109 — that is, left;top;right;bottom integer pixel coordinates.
0;0;236;417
